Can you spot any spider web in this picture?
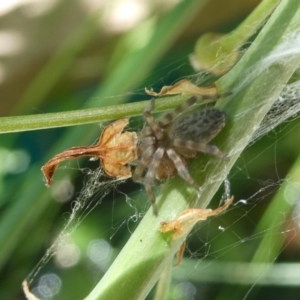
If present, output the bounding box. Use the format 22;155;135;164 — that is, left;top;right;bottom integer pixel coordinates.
24;31;300;300
25;162;145;299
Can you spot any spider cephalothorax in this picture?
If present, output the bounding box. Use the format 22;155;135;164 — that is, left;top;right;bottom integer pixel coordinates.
132;95;227;214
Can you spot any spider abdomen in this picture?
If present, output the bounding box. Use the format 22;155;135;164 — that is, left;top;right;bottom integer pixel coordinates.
171;108;226;143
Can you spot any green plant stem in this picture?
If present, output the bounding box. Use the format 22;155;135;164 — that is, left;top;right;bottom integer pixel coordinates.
0;98;219;133
173;260;300;286
153;261;173;300
84;1;300;299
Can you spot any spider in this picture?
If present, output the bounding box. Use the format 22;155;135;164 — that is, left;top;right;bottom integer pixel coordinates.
132;94;228;215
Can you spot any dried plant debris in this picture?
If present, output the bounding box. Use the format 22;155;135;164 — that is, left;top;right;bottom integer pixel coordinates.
160;197;233;240
145;79;218;97
161;197;233;266
42;119;137;186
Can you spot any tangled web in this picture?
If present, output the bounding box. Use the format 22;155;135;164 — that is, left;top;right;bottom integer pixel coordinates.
251;80;300;144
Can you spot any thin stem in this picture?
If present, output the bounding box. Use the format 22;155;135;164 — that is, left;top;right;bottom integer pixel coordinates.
153;261;173;300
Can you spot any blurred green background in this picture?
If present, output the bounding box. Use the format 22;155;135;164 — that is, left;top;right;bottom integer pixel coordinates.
1;0;300;299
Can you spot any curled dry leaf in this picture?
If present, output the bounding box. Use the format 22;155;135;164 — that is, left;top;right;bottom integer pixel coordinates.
42;119;137;186
160;196;233;240
161;197;233;266
23;280;41;300
145;79;217;97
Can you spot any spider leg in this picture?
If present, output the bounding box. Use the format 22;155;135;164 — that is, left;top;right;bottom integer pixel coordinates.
145;184;158;215
173;139;225;158
159;97;197;127
166;148;200;191
144;147;165;185
158;94;223;128
144;147;165;214
132;146;155;183
143;99;163;140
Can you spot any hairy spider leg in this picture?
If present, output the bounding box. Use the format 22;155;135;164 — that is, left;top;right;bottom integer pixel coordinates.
158;94;223;128
143;98;164;140
132;146;155;183
145;185;158;215
133;100;166;214
173;140;225;158
166;148;200;191
141;93;224;137
144;146;165;215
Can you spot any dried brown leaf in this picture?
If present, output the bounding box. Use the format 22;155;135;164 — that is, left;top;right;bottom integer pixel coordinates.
160;197;233;240
42;119;137;186
145;79;217;97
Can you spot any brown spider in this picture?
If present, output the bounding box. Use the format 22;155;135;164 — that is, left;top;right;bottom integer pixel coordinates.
132;94;228;215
